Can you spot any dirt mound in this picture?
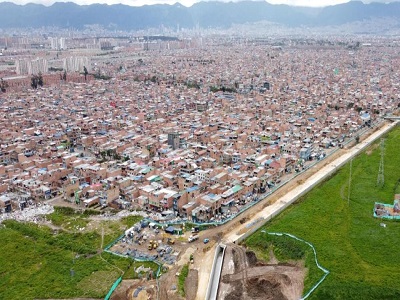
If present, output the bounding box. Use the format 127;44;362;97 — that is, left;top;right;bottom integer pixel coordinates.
219;245;305;300
247;277;288;300
246;251;258;267
185;269;198;300
118;279;157;300
225;281;244;300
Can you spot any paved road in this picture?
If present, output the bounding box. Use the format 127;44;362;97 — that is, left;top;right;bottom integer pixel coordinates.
195;120;398;300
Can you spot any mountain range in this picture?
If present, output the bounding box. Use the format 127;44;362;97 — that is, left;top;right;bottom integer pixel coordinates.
0;1;399;30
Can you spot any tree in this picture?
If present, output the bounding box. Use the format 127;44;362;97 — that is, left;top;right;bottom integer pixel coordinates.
83;66;88;81
0;78;8;93
37;72;44;87
31;75;38;89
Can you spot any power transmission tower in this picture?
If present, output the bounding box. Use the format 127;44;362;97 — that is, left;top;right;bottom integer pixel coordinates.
377;138;385;187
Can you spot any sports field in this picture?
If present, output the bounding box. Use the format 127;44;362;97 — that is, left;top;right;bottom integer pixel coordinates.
245;125;400;299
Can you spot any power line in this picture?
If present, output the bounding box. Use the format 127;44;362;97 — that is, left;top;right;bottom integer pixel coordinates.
377;138;385;187
101;225;104;250
348;159;352;205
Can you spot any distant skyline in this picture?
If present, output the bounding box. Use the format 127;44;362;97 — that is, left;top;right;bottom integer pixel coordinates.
0;0;397;8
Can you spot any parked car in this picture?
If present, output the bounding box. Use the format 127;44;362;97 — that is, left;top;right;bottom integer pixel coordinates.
203;238;209;244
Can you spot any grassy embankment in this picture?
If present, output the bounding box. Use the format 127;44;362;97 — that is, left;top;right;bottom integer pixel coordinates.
178;264;190;297
0;207;158;299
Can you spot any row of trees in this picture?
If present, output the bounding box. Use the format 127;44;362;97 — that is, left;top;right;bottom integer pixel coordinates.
31;72;44;89
1;74;44;92
1;65;92;93
32;66;87;89
0;78;9;93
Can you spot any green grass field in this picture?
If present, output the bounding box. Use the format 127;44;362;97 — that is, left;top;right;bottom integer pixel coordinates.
178;264;189;297
245;126;400;299
0;210;159;299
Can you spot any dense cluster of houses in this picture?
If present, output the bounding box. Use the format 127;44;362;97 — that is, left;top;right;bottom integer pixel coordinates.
1;38;398;222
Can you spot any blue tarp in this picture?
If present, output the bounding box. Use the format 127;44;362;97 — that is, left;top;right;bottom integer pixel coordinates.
187;186;199;193
165;226;176;234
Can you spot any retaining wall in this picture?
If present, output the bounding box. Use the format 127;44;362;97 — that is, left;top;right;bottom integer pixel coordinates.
205;244;226;300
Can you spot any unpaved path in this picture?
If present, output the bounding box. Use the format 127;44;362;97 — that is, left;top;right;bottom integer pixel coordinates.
185;269;199;300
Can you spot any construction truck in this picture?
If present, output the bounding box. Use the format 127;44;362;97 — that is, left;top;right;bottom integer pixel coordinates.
152;241;159;249
188;235;199;243
148;240;154;250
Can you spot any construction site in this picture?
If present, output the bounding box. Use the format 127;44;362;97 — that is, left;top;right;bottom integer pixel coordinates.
109;121;399;300
111;222;175;264
105;211;308;300
217;244;305;300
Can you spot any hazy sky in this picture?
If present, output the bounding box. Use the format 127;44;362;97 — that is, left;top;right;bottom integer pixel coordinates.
0;0;396;8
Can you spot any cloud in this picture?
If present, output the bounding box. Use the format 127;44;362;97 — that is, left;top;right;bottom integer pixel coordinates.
0;0;398;7
266;0;350;7
356;0;397;3
0;0;198;6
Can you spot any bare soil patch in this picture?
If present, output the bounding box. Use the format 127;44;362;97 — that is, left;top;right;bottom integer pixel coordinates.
185;269;198;300
366;143;379;155
219;245;305;300
247;276;287;300
111;279;157;300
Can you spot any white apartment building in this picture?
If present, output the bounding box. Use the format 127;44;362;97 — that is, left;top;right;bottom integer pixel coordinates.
194;169;211;182
50;37;66;50
63;56;90;73
15;58;48;75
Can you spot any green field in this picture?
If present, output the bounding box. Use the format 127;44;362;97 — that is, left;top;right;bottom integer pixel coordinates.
178;264;189;297
245;126;400;299
0;210;159;300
